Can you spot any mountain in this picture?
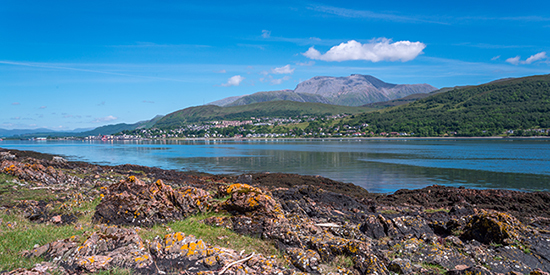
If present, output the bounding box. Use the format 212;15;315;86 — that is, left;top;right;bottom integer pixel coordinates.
154;101;375;129
2;115;163;138
224;90;333;107
209;74;437;108
294;74;437;106
347;74;550;136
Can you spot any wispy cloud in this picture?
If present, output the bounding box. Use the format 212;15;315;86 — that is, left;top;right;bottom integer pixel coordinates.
142;100;154;104
0;60;187;82
271;76;291;85
92;115;117;123
261;30;271;38
11;102;20;105
303;39;426;62
271;65;295;74
221;75;245;87
97;101;106;106
310;5;446;24
39;106;47;109
506;52;548;65
215;69;227;73
491;56;501;61
296;61;315;66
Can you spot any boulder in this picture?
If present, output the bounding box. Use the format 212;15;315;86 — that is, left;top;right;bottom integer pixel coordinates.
92;176;211;226
461;210;522;245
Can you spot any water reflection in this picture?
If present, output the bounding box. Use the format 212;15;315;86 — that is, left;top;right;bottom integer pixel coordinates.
1;139;549;193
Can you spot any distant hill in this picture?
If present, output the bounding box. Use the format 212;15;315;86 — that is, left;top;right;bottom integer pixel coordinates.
0;128;58;138
3;115;163;138
210;74;437;107
154;101;376;129
348;74;550;136
224;90;333;107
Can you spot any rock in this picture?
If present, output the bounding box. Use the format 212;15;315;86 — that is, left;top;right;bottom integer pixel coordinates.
0;151;16;160
461;210;522;245
286;247;322;273
52;156;67;163
221;183;283;219
92;176;211;226
1;160;78;186
235;174;253;185
530;269;550;275
446;265;493;275
388;258;413;274
50;215;62;224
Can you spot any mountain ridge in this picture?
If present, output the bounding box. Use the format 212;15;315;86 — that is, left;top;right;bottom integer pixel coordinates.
209;74;437;107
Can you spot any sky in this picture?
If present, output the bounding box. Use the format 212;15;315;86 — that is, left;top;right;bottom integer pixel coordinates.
1;0;550;130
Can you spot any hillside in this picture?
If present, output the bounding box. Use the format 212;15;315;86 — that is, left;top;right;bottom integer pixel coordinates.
363;86;469;108
225;90;332;107
154;101;375;129
348;74;550;136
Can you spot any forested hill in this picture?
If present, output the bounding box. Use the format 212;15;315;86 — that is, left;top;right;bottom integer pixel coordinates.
154;101;375;129
348;74;550;136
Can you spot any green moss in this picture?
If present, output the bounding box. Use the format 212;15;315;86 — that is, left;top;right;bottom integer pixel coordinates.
424;208;450;214
421;262;446;274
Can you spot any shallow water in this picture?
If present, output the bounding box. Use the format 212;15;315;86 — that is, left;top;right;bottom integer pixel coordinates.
1;138;549;193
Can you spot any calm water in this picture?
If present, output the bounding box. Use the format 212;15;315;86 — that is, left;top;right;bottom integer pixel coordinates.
1;139;549;193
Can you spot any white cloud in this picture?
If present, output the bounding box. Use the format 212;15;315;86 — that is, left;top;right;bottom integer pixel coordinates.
491;56;500;61
221;75;245;87
524;52;547;64
92;115;118;123
12;102;20;105
142;100;154;104
261;30;271;38
271;65;295;74
506;52;547;65
303;39;426;62
506;56;521;65
216;69;227;73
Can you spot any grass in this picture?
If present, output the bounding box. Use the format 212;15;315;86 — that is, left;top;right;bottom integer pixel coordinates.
0;212;94;271
0;174;58;207
423;208;450;214
379;209;399;215
139;212;281;258
421;262;446;274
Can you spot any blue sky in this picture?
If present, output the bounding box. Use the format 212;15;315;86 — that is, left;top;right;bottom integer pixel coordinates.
1;0;550;130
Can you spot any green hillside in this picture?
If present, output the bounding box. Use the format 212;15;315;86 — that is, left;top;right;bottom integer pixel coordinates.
348;74;550;136
154;101;375;129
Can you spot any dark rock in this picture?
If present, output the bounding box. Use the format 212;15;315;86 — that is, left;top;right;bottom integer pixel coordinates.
461;210;522;245
388;258;413;274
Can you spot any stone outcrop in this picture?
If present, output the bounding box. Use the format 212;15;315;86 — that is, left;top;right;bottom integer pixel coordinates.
92;176;212;226
24;225;297;275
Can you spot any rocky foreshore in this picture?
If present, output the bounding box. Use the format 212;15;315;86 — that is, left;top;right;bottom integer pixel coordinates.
1;148;549;275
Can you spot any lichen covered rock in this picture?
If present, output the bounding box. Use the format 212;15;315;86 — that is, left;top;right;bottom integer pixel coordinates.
92;176;211;226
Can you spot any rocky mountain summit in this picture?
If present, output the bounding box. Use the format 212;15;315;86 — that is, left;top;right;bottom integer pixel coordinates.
210;74;437;107
1;148;549;274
